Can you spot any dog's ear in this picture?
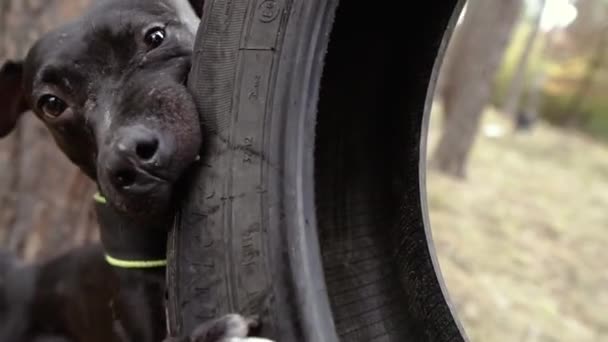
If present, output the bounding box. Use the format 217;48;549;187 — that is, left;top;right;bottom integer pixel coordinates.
0;61;29;138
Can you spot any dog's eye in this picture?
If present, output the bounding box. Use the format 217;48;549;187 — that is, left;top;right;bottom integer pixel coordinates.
144;27;165;48
38;95;67;118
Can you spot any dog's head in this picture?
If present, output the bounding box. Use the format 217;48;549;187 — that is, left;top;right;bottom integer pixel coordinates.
0;0;202;220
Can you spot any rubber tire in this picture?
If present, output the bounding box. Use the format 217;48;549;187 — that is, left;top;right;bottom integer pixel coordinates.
167;1;468;341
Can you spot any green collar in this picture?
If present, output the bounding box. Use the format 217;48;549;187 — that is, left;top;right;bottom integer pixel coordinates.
93;192;167;269
93;192;107;204
104;254;167;268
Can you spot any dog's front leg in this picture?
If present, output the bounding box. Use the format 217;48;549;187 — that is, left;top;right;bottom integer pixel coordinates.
164;314;275;342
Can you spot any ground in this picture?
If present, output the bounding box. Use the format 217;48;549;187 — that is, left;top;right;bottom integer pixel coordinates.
427;104;608;341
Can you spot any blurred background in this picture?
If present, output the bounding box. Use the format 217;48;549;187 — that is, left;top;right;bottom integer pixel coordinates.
0;0;97;262
428;0;608;341
0;0;606;340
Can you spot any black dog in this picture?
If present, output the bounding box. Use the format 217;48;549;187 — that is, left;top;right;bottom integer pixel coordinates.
0;0;270;341
0;198;269;342
0;0;201;219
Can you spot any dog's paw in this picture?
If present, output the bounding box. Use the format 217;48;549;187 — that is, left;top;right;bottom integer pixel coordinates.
188;314;271;342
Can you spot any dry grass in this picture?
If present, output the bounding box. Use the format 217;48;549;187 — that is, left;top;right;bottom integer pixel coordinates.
427;104;608;342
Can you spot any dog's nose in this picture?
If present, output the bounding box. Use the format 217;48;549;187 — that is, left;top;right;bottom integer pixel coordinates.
106;125;171;192
119;127;160;162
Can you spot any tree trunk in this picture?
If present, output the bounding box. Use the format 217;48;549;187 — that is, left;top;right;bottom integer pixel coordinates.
432;0;522;178
0;0;97;262
435;11;464;108
563;26;608;126
502;0;546;118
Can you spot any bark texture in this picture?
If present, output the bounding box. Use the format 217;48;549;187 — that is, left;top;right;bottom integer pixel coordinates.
433;0;523;178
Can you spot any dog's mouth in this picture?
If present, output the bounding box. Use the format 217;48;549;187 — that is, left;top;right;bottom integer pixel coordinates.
97;147;200;219
97;155;180;219
114;166;172;188
99;177;173;219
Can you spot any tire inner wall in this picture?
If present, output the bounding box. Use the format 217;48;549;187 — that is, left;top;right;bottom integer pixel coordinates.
314;2;462;341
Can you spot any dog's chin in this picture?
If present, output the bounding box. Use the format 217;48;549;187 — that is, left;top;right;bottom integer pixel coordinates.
101;181;174;222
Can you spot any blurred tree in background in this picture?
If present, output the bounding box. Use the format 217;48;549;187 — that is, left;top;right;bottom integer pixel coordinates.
433;0;523;178
502;0;547;120
499;0;608;134
0;0;97;261
559;0;608;126
429;2;608;341
434;0;608;178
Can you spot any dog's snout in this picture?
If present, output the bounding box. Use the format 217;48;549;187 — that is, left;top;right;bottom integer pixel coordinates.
106;153;142;191
104;125;173;194
116;126;161;163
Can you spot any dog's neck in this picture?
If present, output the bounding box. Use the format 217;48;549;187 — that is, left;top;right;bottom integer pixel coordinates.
93;193;170;273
